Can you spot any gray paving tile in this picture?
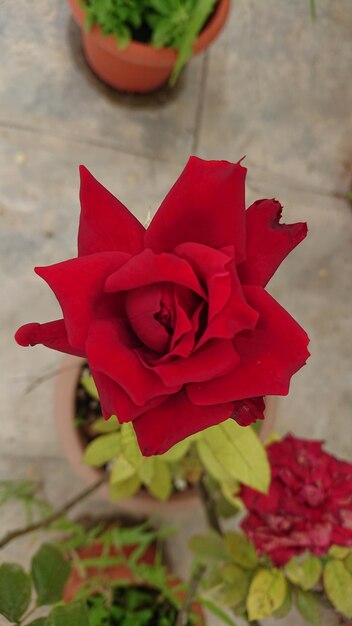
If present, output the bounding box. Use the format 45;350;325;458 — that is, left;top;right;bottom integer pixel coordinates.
0;1;205;162
197;0;352;195
0;127;183;459
245;184;352;460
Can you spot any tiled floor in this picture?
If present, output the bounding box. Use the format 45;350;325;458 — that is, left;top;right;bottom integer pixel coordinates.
0;1;351;624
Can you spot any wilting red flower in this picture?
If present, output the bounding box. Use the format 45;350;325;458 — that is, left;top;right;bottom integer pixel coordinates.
241;435;352;565
15;158;309;455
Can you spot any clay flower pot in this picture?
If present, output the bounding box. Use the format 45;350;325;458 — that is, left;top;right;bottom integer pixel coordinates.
54;356;277;516
67;0;230;92
64;542;206;625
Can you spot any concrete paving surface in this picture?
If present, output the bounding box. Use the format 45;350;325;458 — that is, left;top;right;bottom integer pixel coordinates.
0;1;351;624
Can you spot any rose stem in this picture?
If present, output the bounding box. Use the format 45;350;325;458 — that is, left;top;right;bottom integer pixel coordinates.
175;474;223;626
0;476;106;550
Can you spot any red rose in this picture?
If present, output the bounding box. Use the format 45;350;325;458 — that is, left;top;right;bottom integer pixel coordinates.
241;435;352;565
15;158;309;455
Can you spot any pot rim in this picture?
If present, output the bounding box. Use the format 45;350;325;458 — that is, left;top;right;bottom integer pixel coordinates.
67;0;231;67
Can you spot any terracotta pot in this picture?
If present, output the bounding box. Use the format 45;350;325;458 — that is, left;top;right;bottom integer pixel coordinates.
54;356;277;516
64;542;205;625
67;0;230;92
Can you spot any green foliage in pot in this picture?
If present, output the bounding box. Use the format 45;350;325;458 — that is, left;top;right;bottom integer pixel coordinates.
83;0;220;84
0;544;81;626
80;373;270;506
86;586;197;626
0;493;195;626
190;530;352;624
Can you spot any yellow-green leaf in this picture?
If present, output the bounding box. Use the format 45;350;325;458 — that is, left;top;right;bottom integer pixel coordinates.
224;532;258;570
345;553;352;576
83;433;121;467
203;419;270;493
274;583;292;618
161;438;192;462
295;589;321;625
218;564;250;607
328;545;350;559
91;416;120;434
110;454;137;484
323;559;352;618
285;554;322;590
189;531;229;565
143;458;172;501
247;568;287;621
81;375;99;400
109;474;141;500
196;439;231;482
120;423;143;468
220;481;244;510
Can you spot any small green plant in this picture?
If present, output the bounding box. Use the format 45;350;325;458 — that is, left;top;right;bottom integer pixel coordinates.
190;531;352;624
81;372;270;505
0;544;80;626
83;0;219;84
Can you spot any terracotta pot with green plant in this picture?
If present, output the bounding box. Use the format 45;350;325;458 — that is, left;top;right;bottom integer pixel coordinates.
67;0;230;92
64;526;205;626
0;496;206;626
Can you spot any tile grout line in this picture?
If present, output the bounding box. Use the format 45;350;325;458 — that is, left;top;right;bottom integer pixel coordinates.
0;117;350;207
191;51;210;155
0;120;184;169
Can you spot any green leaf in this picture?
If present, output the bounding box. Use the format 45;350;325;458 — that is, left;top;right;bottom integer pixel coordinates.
285;554;322;590
91;416;120;434
323;559;352;618
247;568;287;621
328;545;350;559
224;532;258;569
120;423;143;468
80;374;99;400
83;432;121;467
161;438;192;462
109;473;141;500
46;601;89;626
142;458;172;501
219;564;251;607
189;531;229;565
203;419;270;492
0;563;32;622
295;589;321;625
110;454;137;484
170;0;218;85
27;620;48;626
273;583;292;618
345;552;352;576
198;597;239;626
196;439;232;482
31;544;71;606
220;481;243;510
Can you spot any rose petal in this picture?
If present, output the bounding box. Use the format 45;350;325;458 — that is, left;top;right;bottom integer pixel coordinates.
15;319;85;356
238;199;307;286
105;248;205;297
91;370;166;423
78;166;145;256
125;284;170;353
188;285;310;404
145;157;247;262
142;339;239;387
133;390;233;456
231;396;265;426
86;319;181;406
35;252;130;349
